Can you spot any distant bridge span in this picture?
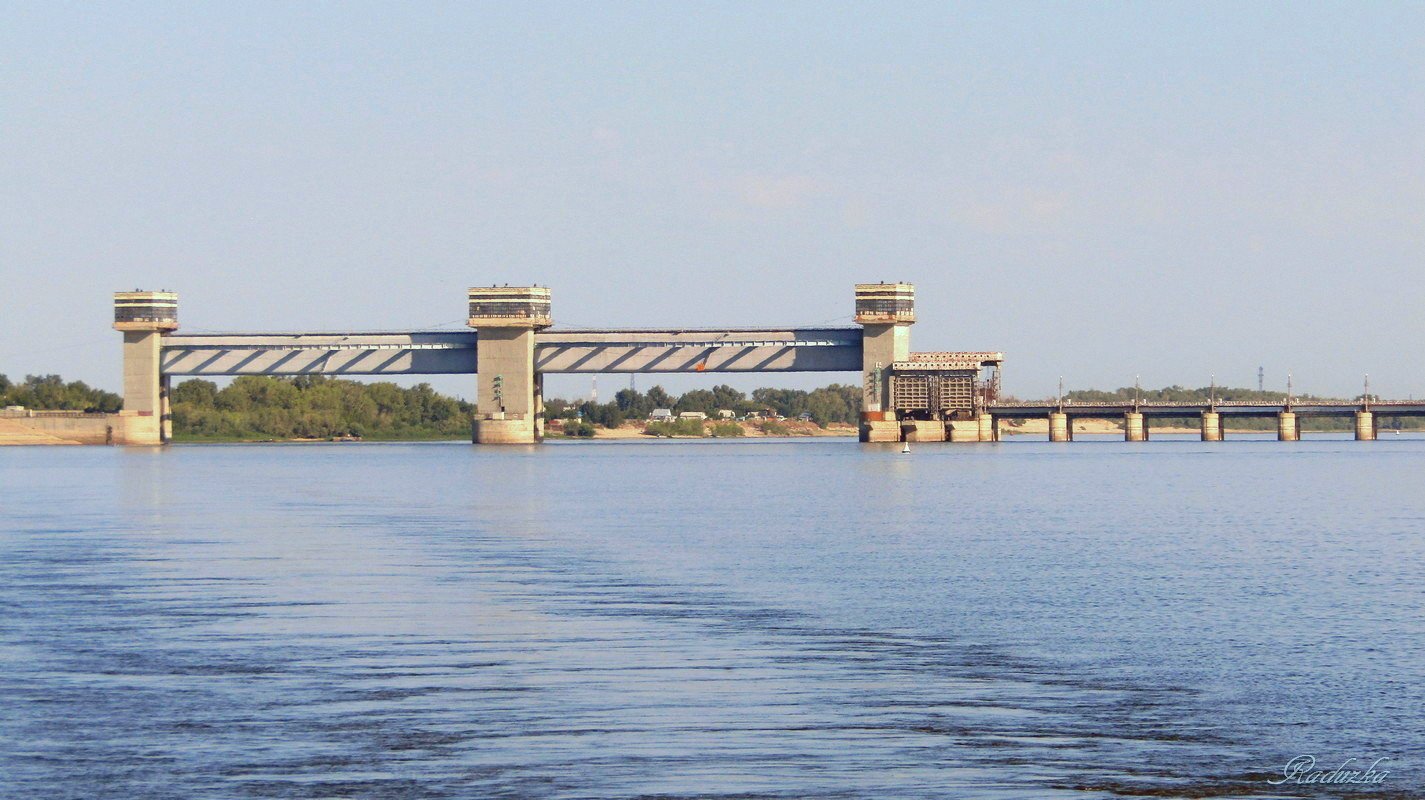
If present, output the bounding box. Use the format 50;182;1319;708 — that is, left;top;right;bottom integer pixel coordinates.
160;327;864;376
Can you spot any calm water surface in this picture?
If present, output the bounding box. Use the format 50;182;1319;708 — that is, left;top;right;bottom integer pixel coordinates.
2;436;1422;799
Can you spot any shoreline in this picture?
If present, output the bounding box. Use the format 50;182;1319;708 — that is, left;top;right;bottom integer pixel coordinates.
7;419;1421;446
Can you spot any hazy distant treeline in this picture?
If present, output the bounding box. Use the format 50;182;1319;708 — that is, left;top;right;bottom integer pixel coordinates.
1058;385;1355;405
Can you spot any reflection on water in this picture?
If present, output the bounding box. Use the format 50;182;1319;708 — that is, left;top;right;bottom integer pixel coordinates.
1;437;1421;798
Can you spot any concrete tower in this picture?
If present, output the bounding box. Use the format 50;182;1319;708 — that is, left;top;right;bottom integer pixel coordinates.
468;286;552;444
855;282;914;443
113;291;178;445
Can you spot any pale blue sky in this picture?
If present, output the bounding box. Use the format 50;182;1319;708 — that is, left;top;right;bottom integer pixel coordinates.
3;2;1422;401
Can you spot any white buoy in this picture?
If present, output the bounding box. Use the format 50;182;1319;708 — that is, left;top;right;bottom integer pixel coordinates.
901;441;911;454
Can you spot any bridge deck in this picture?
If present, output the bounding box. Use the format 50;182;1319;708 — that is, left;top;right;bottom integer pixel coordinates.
989;401;1425;417
161;328;863;376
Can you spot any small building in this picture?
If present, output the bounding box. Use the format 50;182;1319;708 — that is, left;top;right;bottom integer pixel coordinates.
717;409;736;419
677;411;708;420
797;412;813;422
649;408;674;421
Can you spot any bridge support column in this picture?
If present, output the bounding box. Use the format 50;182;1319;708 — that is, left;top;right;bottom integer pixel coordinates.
114;291;179;446
1277;411;1300;441
1201;411;1223;441
855;283;913;443
1125;412;1147;442
1355;410;1376;441
1048;412;1071;442
160;375;172;443
468;287;552;445
977;412;998;442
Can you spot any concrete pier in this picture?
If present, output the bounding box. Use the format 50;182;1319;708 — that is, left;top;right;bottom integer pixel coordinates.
977;413;997;442
114;291;179;446
947;419;980;442
160;375;173;442
1048;412;1071;442
1124;411;1147;442
860;417;902;443
1201;411;1223;441
1355;410;1376;441
468;287;551;444
1278;411;1300;441
856;283;914;443
905;420;945;442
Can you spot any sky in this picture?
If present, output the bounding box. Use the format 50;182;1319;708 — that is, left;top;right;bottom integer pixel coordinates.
3;2;1423;402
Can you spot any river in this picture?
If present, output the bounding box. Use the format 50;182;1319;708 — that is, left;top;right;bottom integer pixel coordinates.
2;436;1420;798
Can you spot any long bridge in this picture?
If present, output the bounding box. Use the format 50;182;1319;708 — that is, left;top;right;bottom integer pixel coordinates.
99;283;1414;446
158;327;864;377
987;399;1424;442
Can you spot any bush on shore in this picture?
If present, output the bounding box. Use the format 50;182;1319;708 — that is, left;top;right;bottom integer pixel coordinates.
645;418;706;438
709;422;745;437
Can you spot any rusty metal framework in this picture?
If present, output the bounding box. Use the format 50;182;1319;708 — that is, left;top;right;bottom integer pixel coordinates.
891;371;977;416
888;351;1002;418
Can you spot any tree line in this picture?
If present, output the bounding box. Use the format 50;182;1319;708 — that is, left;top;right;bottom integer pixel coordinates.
170;376;472;440
544;383;863;429
0;374;122;413
6;372;1416;438
1049;384;1393;431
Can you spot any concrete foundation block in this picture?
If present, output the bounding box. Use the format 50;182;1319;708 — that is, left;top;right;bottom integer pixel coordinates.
1125;412;1147;441
473;415;539;444
1201;411;1223;441
860;420;902;443
905;420;945;442
1048;412;1071;442
1278;411;1300;441
1355;411;1376;441
948;420;980;442
977;413;998;442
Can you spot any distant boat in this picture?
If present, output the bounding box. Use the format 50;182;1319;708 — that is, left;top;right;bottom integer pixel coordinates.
901;441;911;454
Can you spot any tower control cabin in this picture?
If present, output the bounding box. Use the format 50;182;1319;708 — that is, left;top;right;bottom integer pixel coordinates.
113;284;1004;445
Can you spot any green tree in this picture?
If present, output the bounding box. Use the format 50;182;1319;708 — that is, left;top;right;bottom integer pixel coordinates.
172;379;218;407
674;389;718;415
0;374;121;412
645;385;673;410
710;384;746;411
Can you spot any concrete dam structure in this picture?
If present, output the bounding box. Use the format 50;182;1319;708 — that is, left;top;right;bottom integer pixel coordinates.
15;283;1407;446
107;283;1003;445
